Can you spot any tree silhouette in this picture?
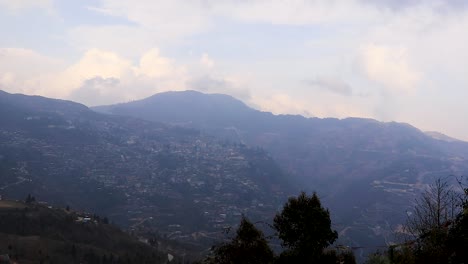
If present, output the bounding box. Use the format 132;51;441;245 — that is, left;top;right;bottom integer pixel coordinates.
205;216;274;264
404;179;461;263
406;179;459;237
447;180;468;263
274;191;337;262
25;194;36;203
367;178;468;264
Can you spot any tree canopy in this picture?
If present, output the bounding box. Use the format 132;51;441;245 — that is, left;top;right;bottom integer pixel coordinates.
205;216;274;264
204;191;358;264
273;191;338;262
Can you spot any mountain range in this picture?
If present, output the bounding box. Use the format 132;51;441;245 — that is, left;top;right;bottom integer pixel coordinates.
94;90;468;257
1;89;468;260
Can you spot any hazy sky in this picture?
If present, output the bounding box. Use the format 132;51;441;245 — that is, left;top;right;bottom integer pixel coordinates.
1;0;468;140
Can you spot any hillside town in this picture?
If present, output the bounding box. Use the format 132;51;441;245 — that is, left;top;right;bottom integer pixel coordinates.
0;114;288;247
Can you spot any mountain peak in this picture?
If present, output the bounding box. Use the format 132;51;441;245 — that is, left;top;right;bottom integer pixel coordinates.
93;90;256;126
142;90;250;109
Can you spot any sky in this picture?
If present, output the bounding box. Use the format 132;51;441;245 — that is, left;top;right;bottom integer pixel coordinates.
1;0;468;140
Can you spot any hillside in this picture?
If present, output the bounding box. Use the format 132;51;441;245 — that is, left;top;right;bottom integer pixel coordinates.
0;199;171;264
0;90;292;251
93;90;468;256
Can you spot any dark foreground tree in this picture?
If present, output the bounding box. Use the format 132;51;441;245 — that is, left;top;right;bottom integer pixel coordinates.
25;194;36;203
366;178;468;264
204;216;274;264
406;179;459;237
274;191;338;262
321;249;357;264
404;179;461;263
447;181;468;263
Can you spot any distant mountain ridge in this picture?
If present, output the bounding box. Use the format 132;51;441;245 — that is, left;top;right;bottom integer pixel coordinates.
425;131;461;142
0;90;89;115
93;90;468;172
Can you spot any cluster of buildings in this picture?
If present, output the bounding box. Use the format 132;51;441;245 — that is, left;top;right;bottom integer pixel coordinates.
86;132;284;244
1;117;287;247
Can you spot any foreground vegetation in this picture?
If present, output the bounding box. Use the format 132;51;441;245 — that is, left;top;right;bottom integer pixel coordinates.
365;178;468;264
1;177;466;263
200;177;468;264
202;192;356;264
0;199;171;264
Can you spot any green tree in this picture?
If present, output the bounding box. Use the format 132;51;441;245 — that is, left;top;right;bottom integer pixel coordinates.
205;216;274;264
273;191;338;262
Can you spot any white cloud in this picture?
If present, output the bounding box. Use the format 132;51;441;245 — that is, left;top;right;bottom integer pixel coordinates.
66;49;133;82
0;0;53;11
360;44;421;94
93;0;212;38
214;0;383;26
0;48;61;76
68;25;157;59
0;47;233;106
136;48;184;79
70;77;122;106
65;48;188;105
0;47;176;103
0;48;63;95
200;53;215;69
